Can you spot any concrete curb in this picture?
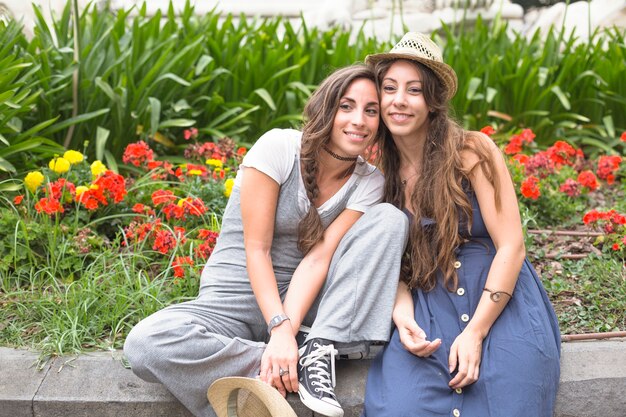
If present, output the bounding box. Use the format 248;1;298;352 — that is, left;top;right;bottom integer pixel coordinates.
1;339;624;417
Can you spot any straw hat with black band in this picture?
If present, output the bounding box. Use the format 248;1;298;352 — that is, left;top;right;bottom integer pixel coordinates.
365;32;458;101
207;377;298;417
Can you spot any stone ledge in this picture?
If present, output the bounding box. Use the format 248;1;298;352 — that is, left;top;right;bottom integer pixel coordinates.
0;339;624;417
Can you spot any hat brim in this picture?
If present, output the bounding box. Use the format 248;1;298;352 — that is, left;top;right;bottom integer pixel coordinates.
207;377;297;417
366;52;458;100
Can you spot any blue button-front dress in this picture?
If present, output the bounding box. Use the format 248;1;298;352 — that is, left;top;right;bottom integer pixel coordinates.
363;190;561;417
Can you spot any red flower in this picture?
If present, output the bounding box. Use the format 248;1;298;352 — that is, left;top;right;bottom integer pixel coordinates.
520;176;540;200
504;135;523;155
237;146;247;156
512;154;530;166
559;178;580;197
612;243;621;251
132;203;155;216
78;171;127;210
577;170;599;191
47;178;76;202
524;151;555;178
596;155;621;184
151;189;177;206
480;126;495;136
172;256;194;278
123;141;154;167
196;229;219;260
621;132;626;142
152;229;177;254
13;195;24;205
35;197;64;214
183;128;199;141
518;129;536;143
198;228;219;240
546;140;576;167
184;142;226;162
583;209;601;225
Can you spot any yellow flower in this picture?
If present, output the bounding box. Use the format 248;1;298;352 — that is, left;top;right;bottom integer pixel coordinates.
224;178;235;197
206;159;223;169
188;169;203;176
49;157;71;174
24;171;45;192
90;160;107;177
75;185;89;197
63;150;84;165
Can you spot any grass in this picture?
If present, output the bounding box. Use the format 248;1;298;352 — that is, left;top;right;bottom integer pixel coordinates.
1;240;624;360
0;249;200;357
537;254;626;334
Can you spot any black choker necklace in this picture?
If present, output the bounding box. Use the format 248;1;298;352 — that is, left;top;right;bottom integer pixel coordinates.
322;145;358;162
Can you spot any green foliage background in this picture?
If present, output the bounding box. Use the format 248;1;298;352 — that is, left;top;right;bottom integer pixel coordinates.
0;1;625;176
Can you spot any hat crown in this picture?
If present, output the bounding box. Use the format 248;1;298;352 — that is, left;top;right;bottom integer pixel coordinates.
390;32;443;63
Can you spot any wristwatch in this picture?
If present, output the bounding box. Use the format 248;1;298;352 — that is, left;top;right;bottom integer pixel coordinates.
267;314;290;335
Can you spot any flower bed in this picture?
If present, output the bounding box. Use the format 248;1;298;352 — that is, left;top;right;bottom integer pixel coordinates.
1;129;625;356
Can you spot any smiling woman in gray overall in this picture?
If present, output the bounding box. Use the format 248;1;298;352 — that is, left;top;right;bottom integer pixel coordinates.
123;64;409;417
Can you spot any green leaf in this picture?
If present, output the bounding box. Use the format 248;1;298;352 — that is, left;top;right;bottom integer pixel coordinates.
42;109;110;135
0;139;43;158
148;97;161;136
550;86;571;110
253;88;277;111
155;73;191;87
158;119;195;129
602;115;615;139
95;127;110;161
0;180;22;191
104;150;118;173
0;156;16;173
466;77;481;101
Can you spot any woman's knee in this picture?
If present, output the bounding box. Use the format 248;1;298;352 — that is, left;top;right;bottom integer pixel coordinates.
363;203;409;238
123;319;161;380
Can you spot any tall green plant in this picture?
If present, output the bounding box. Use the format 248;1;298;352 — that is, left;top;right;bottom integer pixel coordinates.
0;20;64;175
441;18;626;148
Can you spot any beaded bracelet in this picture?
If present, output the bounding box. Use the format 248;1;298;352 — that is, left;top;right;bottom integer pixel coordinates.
483;288;513;302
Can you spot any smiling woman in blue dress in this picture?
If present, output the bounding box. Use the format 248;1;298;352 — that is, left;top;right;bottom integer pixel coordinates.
362;33;561;417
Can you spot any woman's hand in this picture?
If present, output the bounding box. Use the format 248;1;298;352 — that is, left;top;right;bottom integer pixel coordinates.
260;323;299;397
448;327;484;389
395;314;441;357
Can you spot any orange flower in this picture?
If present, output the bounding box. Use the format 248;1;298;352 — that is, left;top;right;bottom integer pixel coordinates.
577;170;599;191
621;132;626;142
123;141;154;167
151;189;177;206
13;195;24;205
153;229;177;254
35;197;64;214
520;176;540;200
172;256;194;278
480;126;495;136
546;140;576;167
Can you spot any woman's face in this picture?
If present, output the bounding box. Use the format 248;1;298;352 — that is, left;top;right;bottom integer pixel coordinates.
380;60;430;143
328;78;380;158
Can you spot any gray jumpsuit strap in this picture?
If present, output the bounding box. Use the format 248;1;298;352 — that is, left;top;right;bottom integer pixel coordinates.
123;157;408;417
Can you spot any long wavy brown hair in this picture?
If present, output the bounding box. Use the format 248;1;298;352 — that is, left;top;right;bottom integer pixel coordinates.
297;64;382;254
374;58;501;292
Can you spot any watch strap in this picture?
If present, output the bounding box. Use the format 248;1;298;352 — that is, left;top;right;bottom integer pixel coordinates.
267;314;290;335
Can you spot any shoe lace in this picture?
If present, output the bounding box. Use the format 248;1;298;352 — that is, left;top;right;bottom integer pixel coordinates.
299;342;338;397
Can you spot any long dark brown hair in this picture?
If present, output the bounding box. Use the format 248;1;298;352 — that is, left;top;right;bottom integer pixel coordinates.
374;58;501;292
297;64;382;254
